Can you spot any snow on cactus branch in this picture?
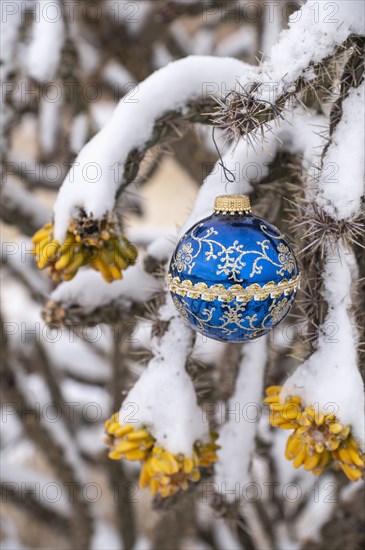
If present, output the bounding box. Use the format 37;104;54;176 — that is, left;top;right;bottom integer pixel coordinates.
281;245;365;450
118;299;209;455
215;337;267;502
215;1;364;140
316;82;365;220
52;0;363;242
53;56;254;241
45;263;161;325
257;0;364;98
266;76;365;481
104;298;220;498
26;0;65;83
281;81;365;454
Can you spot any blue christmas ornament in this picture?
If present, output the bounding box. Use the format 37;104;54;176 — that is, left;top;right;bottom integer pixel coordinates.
168;195;299;342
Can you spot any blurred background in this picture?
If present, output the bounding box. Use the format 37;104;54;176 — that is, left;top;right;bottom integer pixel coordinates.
1;1;364;550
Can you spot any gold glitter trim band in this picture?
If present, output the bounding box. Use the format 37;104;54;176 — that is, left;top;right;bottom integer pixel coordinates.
214;195;252;215
168;274;300;303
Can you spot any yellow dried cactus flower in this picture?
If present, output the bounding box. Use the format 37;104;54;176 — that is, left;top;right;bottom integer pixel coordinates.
104;414;219;498
139;446;201;498
104;413;154;461
264;386;364;481
32;213;137;283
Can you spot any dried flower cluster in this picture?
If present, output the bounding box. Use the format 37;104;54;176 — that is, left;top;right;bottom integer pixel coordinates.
104;413;219;498
264;386;364;481
32;214;137;283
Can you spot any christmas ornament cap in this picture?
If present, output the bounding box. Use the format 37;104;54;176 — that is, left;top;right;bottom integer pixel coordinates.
214;194;251;215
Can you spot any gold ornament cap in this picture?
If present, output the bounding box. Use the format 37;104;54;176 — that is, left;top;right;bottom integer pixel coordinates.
214;195;252;215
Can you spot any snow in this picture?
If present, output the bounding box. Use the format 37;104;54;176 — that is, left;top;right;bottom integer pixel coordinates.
192;30;214;56
53;56;254;240
275;529;301;550
39;97;60;155
90;103;116;130
269;429;336;545
0;405;23;449
295;474;337;543
192;334;225;365
1;275;112;383
183;108;324;237
4;4;364;543
145;235;176;265
46;334;112;384
71;31;100;76
169;21;193;56
91;521;121;550
26;0;65;82
278;108;326;167
52;0;361;244
213;519;242;550
70;113;89;154
272;430;305;486
249;0;364;102
215;337;267;501
279;99;364;449
2;237;49;298
15;369;87;483
101;60;136;89
0;517;28;550
241;502;272;550
316;82;365;219
1;274;47;340
51;264;161;311
282;245;365;449
0;457;70;516
61;379;111;416
340;479;364;502
152;43;174;70
119;302;209;455
77;425;106;458
261;3;283;59
7;151;64;188
0;0;24;81
2;177;50;228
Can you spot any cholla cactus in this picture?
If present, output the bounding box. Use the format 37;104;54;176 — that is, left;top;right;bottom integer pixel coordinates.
2;1;364;549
